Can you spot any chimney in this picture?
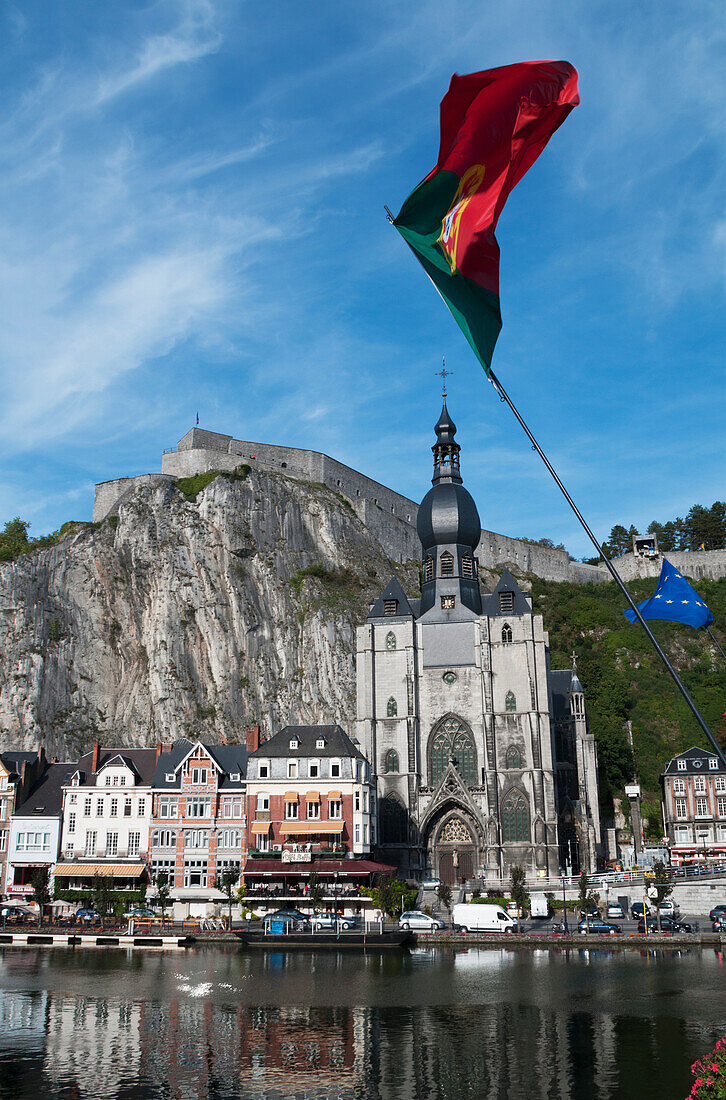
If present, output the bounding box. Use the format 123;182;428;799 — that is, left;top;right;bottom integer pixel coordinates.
91;742;101;774
36;745;46;766
155;742;163;762
246;725;260;753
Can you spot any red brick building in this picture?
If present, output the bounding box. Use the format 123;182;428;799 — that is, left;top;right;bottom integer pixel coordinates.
149;736;249;918
662;746;726;866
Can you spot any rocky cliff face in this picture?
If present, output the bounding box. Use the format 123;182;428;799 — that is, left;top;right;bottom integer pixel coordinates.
0;469;420;757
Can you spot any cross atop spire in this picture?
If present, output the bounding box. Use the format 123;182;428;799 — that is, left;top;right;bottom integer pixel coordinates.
436;357;452;397
571;651;578;673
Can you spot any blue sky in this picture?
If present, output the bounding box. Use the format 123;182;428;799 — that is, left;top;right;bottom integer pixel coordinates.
2;0;725;558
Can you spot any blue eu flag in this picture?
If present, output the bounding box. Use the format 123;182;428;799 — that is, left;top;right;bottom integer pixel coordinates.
623;558;713;629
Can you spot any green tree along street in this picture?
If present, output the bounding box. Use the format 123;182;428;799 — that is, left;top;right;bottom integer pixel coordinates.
509;866;529;931
530;574;726;806
363;879;418;919
215;868;239;929
307;871;325;912
577;872;600;930
651;859;673;934
436;882;453;924
154;871;172;926
30;867;51;926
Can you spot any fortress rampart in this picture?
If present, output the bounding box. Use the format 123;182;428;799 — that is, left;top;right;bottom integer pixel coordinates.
93;426;726;585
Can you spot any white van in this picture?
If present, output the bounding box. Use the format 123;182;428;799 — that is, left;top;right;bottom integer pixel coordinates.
451;903;517;934
529;892;551;919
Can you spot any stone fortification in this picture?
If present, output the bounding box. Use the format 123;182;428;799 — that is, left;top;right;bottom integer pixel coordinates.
608;548;726;584
93;426;606;583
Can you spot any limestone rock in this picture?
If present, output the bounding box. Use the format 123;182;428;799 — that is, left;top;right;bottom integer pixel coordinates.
0;469;419;756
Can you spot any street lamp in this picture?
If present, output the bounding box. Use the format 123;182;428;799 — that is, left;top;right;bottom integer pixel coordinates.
561;874;569;935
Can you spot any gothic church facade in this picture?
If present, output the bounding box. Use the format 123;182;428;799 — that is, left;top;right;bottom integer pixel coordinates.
356;400;601;883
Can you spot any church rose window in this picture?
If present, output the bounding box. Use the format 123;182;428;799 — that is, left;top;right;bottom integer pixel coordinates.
429;715;477;787
505;691;516;712
505;746;521;769
439;817;473;844
501;624;512;645
385;631;396;651
440;552;454;577
502;791;529;842
380;795;407;843
387;697;398;717
384;749;399;773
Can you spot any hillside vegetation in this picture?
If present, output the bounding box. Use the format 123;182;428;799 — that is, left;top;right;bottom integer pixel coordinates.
531;574;726;807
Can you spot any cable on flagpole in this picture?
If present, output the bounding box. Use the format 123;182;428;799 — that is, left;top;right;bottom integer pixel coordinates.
487;368;726;766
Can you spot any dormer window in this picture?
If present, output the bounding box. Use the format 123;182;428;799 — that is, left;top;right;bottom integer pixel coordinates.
71;775;79;787
440;552;454;577
499;591;514;613
424;556;434;582
259;761;269;779
383;600;398;616
165;773;175;783
316;739;326;749
230;772;241;781
710;759;719;770
289;738;299;750
677;759;687;771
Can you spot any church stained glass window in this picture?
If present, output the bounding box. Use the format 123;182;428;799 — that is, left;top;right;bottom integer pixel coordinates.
505;746;521;769
380;795;407;843
387;697;397;717
385;631;396;651
429;715;477;788
505;691;516;712
501;623;512;645
439;817;473;844
384;749;399;773
502;791;529;842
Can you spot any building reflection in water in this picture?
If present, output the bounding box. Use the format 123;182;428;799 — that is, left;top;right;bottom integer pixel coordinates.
1;948;725;1099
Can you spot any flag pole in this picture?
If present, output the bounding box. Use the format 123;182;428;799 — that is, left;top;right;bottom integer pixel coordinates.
487;367;726;766
706;626;726;665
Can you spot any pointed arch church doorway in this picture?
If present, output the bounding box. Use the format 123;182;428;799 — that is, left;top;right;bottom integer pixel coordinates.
434;815;477;886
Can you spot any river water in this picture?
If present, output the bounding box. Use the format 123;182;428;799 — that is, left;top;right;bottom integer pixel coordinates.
0;944;724;1099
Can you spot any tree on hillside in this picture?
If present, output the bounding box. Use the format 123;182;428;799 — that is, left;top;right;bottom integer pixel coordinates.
0;518;31;562
603;525;630;558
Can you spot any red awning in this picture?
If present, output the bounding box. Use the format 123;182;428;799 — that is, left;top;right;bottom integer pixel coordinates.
243;859;396;877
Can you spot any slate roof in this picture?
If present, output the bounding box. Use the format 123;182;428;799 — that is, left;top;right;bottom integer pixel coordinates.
152;739;248;790
72;747;160;787
250;725;366;761
0;751;38;778
663;747;726;775
367;576;416;622
549;670;574;720
14;762;75;817
480;569;532;617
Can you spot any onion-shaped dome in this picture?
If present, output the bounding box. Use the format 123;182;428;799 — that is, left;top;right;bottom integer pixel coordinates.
417;481;481;551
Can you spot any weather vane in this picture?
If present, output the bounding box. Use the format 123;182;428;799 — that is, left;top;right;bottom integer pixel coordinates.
436;357;452;396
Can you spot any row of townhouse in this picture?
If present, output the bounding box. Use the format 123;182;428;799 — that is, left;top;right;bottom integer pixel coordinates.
661;746;726;864
2;724;388;919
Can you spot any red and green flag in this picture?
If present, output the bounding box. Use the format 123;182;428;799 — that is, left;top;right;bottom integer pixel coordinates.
393;60;579;374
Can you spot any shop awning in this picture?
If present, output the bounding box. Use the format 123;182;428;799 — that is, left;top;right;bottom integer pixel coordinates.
284;792;298;801
243;859;396;877
53;863;145;878
305;791;320;802
279;822;344;835
326;791;341;800
250;822;271;835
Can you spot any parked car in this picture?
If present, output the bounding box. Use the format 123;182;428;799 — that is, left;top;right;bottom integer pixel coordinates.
579;905;600;920
631;902;651;921
266;909;311;931
451;903;517;934
637;916;694;934
711;913;726;932
657;900;680;919
420;878;441;890
74;908;102;926
709;904;726;923
577;917;621;935
312;912;360;932
124;908;156;920
605;903;625;920
398;911;445;932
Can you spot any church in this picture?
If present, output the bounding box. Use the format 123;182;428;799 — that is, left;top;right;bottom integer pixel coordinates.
356;397;602;885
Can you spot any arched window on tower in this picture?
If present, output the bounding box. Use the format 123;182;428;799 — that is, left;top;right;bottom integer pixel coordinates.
505;745;521;769
501;623;513;645
385;631;396;651
384;749;399;773
386;697;398;717
505;691;516;712
380;795;407;843
428;715;477;787
501;790;530;842
440;551;454;577
424;556;434;582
